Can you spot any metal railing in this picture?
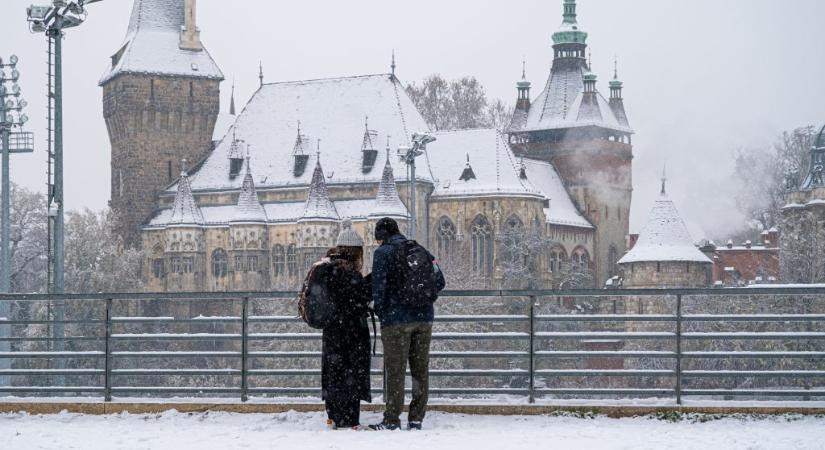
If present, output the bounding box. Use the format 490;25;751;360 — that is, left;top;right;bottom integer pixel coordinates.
1;287;824;404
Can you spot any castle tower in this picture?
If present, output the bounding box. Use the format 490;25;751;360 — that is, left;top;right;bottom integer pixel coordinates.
228;157;269;291
507;0;633;286
163;166;206;293
101;0;224;247
298;158;340;271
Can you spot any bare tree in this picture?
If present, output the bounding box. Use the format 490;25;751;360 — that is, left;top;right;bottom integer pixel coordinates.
780;209;824;284
6;183;48;294
406;74;510;131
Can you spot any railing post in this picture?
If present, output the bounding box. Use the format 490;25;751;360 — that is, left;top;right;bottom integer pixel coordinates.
104;298;112;402
528;295;536;404
241;296;249;402
675;294;682;406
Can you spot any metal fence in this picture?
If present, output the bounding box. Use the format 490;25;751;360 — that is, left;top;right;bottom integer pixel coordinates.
1;288;824;404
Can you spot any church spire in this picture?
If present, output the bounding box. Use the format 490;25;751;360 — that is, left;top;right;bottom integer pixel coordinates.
229;80;236;115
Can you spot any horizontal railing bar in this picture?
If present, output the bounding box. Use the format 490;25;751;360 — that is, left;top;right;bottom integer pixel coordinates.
682;389;825;396
247;332;529;340
434;315;528;322
537;314;675;322
535;369;675;376
682;332;825;339
536;332;675;339
682;351;825;358
111;351;242;358
683;314;825;322
0;336;102;342
111;334;242;341
0;387;105;393
247;369;529;377
0;369;103;375
536;351;677;358
110;387;242;393
111;369;241;376
247;351;530;358
111;318;241;324
535;388;675;395
0;320;104;325
682;370;825;378
246;388;529;395
0;351;104;358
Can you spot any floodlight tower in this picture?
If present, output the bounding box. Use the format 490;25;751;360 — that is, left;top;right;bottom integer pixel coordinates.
398;132;435;240
27;0;103;385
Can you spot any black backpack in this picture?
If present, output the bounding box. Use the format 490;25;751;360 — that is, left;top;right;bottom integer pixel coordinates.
298;260;336;329
391;240;444;307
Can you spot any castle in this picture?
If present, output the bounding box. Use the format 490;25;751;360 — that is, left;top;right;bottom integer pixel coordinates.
101;0;634;292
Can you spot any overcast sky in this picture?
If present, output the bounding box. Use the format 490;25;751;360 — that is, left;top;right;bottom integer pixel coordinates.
1;0;824;239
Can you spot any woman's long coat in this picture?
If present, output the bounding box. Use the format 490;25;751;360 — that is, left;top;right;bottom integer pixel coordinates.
318;258;372;403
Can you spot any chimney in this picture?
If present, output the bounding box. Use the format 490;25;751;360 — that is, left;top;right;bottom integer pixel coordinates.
180;0;203;51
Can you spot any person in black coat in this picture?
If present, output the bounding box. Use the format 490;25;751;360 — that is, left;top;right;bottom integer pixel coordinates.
318;222;372;429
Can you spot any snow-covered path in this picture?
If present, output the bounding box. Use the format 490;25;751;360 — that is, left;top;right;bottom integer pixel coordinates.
2;410;825;450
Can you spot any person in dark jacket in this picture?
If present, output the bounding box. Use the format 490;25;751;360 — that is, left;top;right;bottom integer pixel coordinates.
317;222;372;430
369;217;445;431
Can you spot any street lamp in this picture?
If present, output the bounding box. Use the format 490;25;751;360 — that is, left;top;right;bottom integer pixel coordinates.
27;0;103;386
398;132;436;240
1;54;33;388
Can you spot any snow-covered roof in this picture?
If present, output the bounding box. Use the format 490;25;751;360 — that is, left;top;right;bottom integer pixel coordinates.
300;161;339;222
99;0;223;85
167;170;205;226
521;158;594;229
230;160;267;223
212;113;236;142
428;129;542;199
370;157;409;218
618;193;712;264
178;74;431;194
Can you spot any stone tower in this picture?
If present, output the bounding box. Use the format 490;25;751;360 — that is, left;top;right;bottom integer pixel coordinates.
508;0;633;286
100;0;224;247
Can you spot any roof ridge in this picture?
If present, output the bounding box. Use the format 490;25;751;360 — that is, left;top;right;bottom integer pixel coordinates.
261;73;393;87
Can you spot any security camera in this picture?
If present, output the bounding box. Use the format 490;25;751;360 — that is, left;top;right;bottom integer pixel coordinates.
27;5;51;20
412;132;436;147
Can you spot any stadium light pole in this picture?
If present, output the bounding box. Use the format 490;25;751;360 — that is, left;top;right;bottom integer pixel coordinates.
27;0;103;386
398;133;435;240
0;54;33;388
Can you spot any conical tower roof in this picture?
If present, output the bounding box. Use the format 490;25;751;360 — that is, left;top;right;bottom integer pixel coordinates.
370;155;408;218
231;158;267;223
618;187;710;265
301;159;339;221
168;168;205;226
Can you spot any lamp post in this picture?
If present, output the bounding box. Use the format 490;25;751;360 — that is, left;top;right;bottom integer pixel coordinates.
0;54;33;388
398;132;435;240
27;0;103;386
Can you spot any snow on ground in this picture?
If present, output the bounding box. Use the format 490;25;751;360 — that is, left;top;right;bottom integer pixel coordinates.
2;410;825;450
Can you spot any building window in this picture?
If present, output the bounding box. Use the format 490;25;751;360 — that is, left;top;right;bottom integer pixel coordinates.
182;257;194;274
212;249;228;278
470;215;493;275
571;248;590;273
152;259;165;278
287;245;297;276
273;245;285;276
170;257;182;274
608;245;619;277
549;246;567;273
247;255;259;272
234;255;246;272
436;217;456;259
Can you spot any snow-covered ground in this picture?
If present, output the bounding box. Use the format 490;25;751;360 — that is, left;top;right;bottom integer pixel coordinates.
2;410;825;450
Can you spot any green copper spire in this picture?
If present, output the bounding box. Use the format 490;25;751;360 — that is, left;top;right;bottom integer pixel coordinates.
552;0;588;45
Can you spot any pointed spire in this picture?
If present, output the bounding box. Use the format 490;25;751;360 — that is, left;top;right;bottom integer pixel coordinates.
232;154;267;223
168;165;205;226
391;50;397;77
301;158;339;221
258;62;264;87
563;0;578;24
661;164;668;196
229;80;236;115
371;150;408;218
460;154;477;181
522;57;527;80
613;55;619;80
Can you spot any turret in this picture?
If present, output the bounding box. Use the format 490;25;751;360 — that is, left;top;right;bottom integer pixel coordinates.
609;58;629;127
516;61;531;112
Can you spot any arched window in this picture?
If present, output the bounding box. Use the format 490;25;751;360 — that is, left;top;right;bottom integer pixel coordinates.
471;215;493;275
548;246;567;273
273;245;285;277
435;217;456;258
502;215;525;268
212;249;228;278
571;247;590;273
608;245;619;277
287;245;297;276
152;245;165;278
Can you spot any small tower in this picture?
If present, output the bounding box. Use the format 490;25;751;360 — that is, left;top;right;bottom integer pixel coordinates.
228;156;269;291
298;157;340;271
516;60;531;112
609;58;630;127
163;164;207;292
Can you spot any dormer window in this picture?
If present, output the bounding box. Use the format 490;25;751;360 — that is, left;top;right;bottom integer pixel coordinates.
292;123;310;177
227;130;245;179
361;118;379;173
460;154;476;181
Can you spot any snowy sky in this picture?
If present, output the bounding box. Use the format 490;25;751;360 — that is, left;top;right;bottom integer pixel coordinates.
1;0;824;239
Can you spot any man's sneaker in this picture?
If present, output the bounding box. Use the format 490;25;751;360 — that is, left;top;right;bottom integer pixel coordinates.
368;421;401;431
408;421;423;430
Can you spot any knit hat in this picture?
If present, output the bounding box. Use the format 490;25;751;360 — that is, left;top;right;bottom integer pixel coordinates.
335;220;364;247
374;217;400;242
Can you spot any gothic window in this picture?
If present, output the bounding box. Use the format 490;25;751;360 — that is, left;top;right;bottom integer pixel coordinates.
502;215;525;268
273;245;286;277
170;257;182;274
234;255;246;272
608;245;619;277
549;246;567;273
247;255;259;272
212;249;228;278
470;215;493;275
182;257;194;274
287;245;297;276
571;248;590;273
152;259;165;278
436;217;456;258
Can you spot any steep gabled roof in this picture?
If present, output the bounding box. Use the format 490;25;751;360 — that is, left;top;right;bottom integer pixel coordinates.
301;160;339;222
231;159;267;223
370;156;408;218
167;169;205;226
618;193;711;264
100;0;223;84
